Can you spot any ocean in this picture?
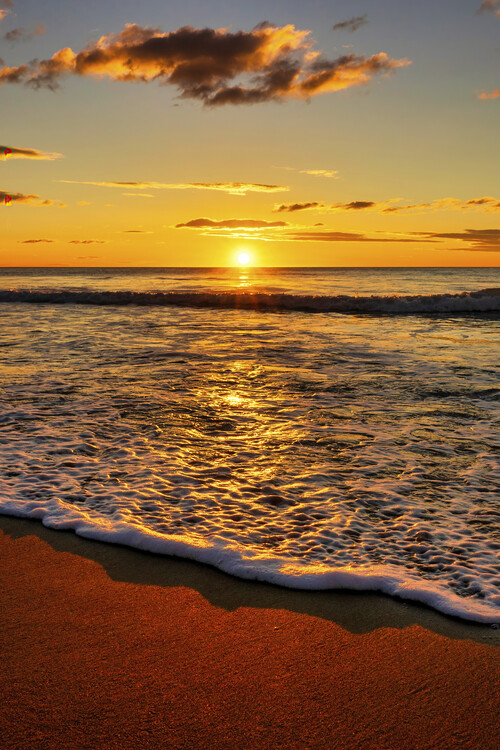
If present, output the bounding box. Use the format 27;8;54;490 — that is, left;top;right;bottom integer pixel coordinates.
0;267;499;623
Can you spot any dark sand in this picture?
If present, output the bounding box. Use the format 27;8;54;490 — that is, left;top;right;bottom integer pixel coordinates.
1;515;499;749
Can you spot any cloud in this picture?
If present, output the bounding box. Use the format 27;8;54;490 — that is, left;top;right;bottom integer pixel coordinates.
277;166;339;178
275;201;324;212
4;24;46;42
0;190;63;206
275;196;500;214
412;228;500;252
0;2;13;22
60;179;288;195
300;169;339;178
335;200;376;210
122;229;153;233
383;197;500;213
0;22;411;104
284;230;435;243
478;89;500;99
19;238;54;243
275;199;392;213
477;1;500;16
333;15;368;33
176;218;288;229
0;144;62;160
69;239;105;244
76;255;101;259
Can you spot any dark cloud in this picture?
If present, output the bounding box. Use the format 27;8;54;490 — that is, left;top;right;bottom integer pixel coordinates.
412;228;500;251
275;201;323;212
0;22;410;104
1;144;62;160
0;1;14;8
4;24;46;42
275;196;500;215
466;197;499;206
60;179;287;195
0;190;59;205
20;238;54;243
176;218;288;229
285;230;434;242
384;197;500;213
275;199;383;213
335;200;376;210
69;239;105;244
333;15;368;33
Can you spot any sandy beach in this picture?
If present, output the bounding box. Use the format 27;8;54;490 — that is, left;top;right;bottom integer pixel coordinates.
1;516;499;750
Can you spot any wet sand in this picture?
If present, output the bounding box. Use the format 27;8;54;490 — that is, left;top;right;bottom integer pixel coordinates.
1;516;499;749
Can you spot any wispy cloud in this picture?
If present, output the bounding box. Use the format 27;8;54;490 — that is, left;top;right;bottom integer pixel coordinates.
383;197;500;213
300;169;339;178
411;228;500;252
275;196;500;214
284;230;435;243
176;218;288;229
276;166;339;179
3;24;46;42
0;22;411;105
19;238;54;243
0;190;64;206
69;239;105;244
1;144;62;160
478;89;500;99
477;1;500;16
333;15;368;33
275;199;392;213
60;180;288;195
275;201;323;213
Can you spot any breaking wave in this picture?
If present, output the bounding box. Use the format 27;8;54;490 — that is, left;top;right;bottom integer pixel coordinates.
1;287;500;314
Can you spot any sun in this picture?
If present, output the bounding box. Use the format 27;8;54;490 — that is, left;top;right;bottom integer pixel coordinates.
237;252;250;265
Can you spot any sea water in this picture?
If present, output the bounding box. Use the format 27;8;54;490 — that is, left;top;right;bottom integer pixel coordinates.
0;267;499;623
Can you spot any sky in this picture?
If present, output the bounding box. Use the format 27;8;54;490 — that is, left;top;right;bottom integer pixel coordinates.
0;0;499;267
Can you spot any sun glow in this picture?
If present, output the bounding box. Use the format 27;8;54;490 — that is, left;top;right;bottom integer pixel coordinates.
237;252;250;265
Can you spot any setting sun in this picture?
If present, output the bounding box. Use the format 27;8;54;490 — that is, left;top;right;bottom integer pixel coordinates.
237;252;250;265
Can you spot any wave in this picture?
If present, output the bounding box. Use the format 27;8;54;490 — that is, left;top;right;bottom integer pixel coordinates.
0;287;500;315
1;503;499;624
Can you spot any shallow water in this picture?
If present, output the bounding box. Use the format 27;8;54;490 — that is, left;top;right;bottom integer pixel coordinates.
0;268;499;622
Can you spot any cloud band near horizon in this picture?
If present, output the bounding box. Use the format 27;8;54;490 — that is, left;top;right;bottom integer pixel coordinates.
0;22;411;105
59;180;288;195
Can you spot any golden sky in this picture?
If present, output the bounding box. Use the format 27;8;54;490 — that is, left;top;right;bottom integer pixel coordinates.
1;0;499;266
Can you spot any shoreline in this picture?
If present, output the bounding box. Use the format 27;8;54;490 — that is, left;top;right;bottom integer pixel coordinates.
1;515;499;748
1;515;499;642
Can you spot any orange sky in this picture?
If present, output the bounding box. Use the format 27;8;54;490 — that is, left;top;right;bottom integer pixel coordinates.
1;0;499;266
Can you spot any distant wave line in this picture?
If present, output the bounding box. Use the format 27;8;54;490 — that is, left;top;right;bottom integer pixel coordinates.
0;288;499;314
